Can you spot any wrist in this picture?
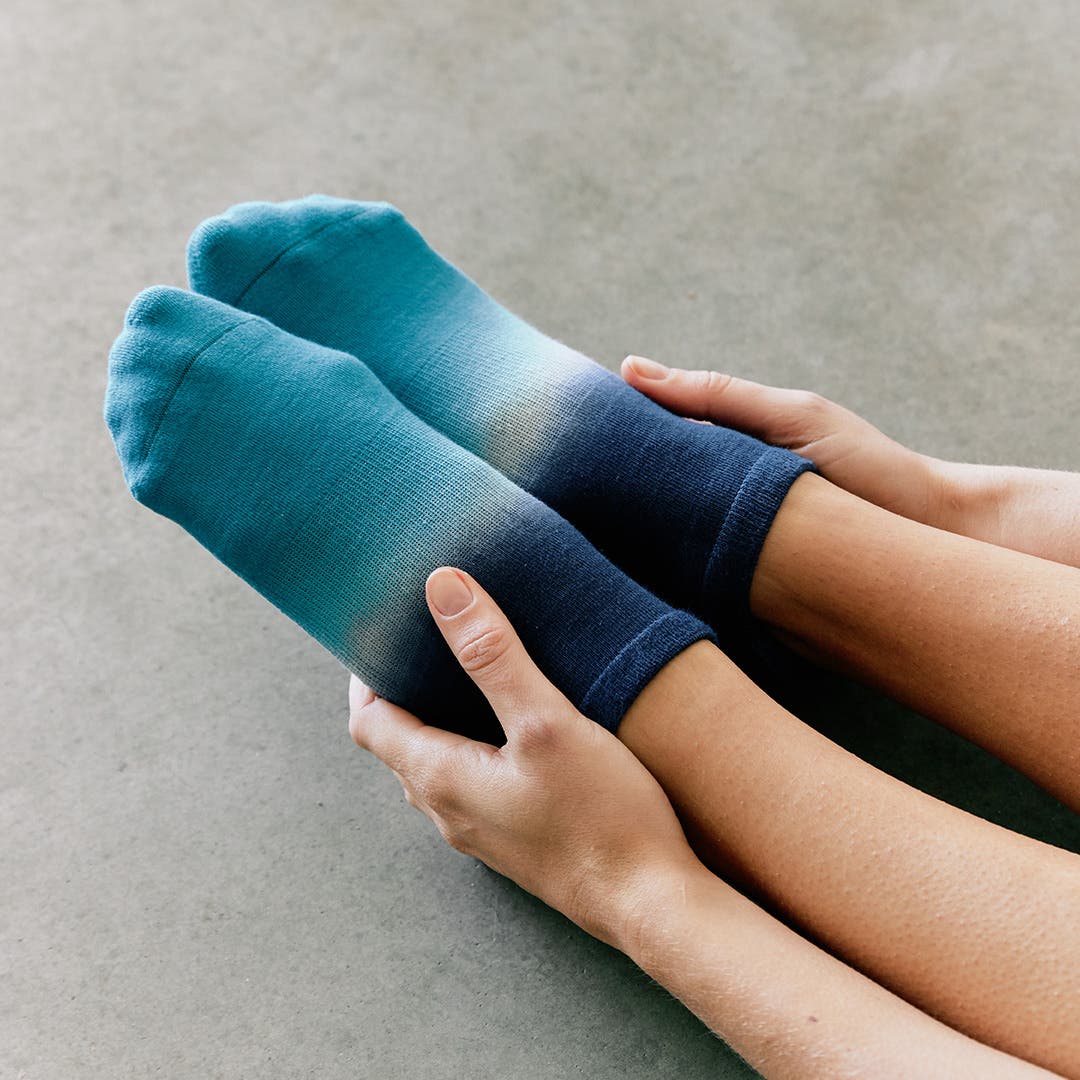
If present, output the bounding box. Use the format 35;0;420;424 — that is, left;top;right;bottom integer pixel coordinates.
610;854;727;963
922;458;1008;542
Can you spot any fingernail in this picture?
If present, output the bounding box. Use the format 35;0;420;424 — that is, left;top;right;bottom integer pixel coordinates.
625;355;668;379
428;568;473;617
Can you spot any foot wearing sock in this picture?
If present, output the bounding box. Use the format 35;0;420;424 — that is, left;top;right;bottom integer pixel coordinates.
105;287;713;737
187;197;815;661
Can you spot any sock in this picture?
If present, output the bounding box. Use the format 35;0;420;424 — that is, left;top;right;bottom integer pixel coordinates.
105;287;713;738
187;197;815;664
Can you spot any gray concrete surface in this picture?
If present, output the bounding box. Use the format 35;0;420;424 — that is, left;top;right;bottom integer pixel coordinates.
3;1;1079;1077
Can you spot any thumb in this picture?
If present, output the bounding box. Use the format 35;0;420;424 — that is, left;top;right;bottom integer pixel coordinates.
425;567;571;735
621;356;830;450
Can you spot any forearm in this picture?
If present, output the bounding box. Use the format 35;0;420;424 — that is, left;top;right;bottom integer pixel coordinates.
620;643;1080;1073
619;863;1056;1080
933;461;1080;568
752;473;1080;809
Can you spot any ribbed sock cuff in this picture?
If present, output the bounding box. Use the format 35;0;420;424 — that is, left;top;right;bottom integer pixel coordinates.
701;446;816;619
579;609;716;732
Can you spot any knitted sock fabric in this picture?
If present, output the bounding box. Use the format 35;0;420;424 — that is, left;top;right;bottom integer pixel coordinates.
188;196;816;659
104;287;713;738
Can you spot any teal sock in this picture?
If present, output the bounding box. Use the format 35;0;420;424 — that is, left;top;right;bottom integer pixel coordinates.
188;197;815;666
105;287;713;737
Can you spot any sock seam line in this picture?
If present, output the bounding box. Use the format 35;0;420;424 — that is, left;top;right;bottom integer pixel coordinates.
136;319;255;486
229;209;372;307
578;609;695;715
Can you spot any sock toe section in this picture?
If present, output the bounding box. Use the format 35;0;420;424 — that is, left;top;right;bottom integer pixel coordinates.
105;287;251;498
186;195;402;305
185;214;250;304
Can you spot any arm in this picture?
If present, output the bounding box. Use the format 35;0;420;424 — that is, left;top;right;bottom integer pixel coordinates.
940;462;1080;566
622;357;1080;810
621;356;1080;568
628;863;1059;1080
348;568;1058;1079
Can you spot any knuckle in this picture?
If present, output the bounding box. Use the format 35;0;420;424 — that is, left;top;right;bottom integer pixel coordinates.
780;390;838;445
515;711;563;751
792;389;830;418
425;784;459;819
456;624;513;680
413;751;459;816
439;818;478;857
405;759;438;802
702;369;735;400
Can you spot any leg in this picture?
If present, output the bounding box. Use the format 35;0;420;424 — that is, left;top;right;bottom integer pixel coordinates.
750;473;1080;809
617;640;1080;1075
349;577;1059;1079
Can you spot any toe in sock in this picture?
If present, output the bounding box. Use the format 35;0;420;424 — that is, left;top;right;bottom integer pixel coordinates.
105;286;713;736
187;197;815;661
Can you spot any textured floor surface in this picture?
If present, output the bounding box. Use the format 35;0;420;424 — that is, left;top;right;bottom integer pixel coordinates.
3;2;1079;1077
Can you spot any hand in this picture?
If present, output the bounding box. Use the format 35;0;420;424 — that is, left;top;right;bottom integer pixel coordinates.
620;355;952;529
621;355;1080;569
348;567;701;950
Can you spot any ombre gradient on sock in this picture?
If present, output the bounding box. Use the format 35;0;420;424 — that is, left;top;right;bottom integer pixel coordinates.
105;287;713;737
187;197;815;663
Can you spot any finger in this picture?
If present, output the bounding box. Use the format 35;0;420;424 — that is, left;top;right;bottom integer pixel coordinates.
348;674;475;776
425;567;570;734
621;356;826;446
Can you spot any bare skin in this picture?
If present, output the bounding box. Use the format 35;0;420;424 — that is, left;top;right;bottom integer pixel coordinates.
618;638;1080;1075
349;375;1080;1075
349;570;1059;1080
623;357;1080;811
621;356;1080;569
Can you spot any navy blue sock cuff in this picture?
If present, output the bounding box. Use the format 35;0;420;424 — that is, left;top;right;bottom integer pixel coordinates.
701;447;817;621
579;609;715;732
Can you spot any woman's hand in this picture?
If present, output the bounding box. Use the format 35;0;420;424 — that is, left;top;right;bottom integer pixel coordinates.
349;570;1056;1079
621;355;950;525
348;567;701;950
621;355;1080;568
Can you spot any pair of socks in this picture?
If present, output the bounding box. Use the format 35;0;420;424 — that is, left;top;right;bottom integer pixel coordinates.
106;197;813;737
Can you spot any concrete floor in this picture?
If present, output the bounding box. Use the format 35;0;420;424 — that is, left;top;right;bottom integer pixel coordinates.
4;1;1080;1077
